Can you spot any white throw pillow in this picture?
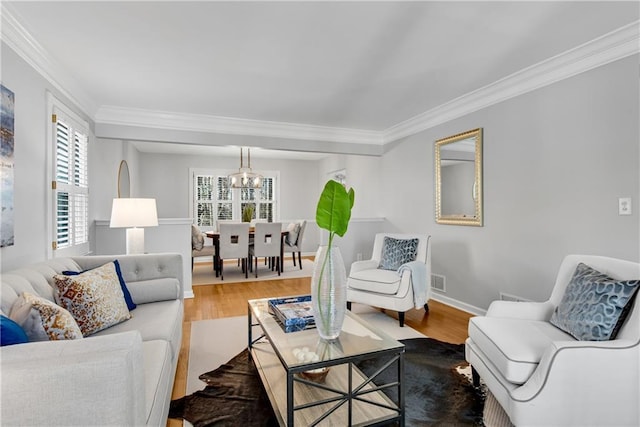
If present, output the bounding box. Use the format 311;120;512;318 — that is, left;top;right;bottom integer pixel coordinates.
286;222;301;246
191;224;204;250
10;292;83;340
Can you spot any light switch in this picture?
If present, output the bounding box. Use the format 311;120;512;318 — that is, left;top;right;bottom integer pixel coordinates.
618;197;632;215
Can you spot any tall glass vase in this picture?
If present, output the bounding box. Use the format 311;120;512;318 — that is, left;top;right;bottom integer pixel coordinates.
311;245;347;340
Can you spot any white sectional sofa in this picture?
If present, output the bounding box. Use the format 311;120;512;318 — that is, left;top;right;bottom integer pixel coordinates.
0;253;184;426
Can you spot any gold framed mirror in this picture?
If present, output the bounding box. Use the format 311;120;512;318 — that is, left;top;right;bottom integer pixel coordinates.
435;128;483;226
117;160;131;198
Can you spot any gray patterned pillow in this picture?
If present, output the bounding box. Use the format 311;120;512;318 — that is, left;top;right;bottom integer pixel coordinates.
379;237;419;271
550;263;640;341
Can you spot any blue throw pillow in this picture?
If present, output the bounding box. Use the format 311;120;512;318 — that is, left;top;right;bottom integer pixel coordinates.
113;260;137;311
1;315;29;346
379;237;419;271
63;260;136;311
550;263;640;341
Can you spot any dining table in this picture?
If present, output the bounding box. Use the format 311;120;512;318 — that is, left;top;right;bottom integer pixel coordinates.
205;228;289;277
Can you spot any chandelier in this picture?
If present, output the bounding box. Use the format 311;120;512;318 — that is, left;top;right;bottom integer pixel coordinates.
227;147;263;189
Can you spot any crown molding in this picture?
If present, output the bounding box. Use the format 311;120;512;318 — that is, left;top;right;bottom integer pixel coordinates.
383;20;640;143
0;4;98;118
2;2;637;146
95;105;383;145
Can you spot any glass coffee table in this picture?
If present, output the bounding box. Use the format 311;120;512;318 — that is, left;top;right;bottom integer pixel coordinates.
248;296;405;426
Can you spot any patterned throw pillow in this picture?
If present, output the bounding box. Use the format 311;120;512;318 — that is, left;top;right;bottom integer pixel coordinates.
54;261;131;336
379;237;419;271
550;263;640;341
63;260;136;311
9;293;49;342
10;292;83;340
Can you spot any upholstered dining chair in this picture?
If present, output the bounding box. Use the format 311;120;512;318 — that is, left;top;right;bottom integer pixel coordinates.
218;222;250;280
216;219;239;231
248;219;267;247
249;222;282;278
283;220;307;270
346;233;432;327
191;224;216;270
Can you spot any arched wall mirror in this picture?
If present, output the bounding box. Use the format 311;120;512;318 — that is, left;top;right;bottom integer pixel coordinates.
117;160;131;198
435;128;483;226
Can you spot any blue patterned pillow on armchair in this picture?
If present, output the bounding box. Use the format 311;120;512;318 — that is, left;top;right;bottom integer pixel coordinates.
550;262;640;341
378;237;419;271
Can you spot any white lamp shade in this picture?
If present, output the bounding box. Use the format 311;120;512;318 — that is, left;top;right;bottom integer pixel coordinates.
110;198;159;228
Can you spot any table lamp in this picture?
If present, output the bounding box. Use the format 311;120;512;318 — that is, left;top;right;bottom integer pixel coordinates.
110;198;158;254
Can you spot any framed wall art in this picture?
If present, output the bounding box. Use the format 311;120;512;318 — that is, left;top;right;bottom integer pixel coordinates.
1;84;15;247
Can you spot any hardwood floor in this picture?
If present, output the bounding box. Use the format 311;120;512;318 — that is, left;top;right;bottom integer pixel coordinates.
167;261;474;427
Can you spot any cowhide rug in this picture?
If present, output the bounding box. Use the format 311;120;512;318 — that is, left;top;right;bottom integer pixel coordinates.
357;337;485;426
169;337;485;426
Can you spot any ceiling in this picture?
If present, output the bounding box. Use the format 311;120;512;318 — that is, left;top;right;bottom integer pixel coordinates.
3;1;638;158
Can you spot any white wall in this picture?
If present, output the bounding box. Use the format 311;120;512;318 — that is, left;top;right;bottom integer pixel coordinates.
95;218;193;298
134;152;318;219
122;150;387;268
4;39;638;315
380;55;640;312
0;44;96;271
319;153;383;219
317;154;386;267
128;151;325;253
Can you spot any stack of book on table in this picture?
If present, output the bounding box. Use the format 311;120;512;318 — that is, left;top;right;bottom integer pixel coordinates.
268;295;315;333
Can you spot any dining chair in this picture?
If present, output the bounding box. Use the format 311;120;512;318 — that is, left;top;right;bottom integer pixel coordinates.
217;219;243;266
218;222;250;280
283;220;306;270
216;219;239;231
249;222;282;277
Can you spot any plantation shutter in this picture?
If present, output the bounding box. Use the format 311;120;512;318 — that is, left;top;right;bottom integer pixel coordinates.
195;175;215;226
258;177;275;222
191;169;278;227
52;111;89;256
216;176;233;221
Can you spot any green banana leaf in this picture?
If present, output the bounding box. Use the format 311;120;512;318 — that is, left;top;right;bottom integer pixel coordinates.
316;180;355;237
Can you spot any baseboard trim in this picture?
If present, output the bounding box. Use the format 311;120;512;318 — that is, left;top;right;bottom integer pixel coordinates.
430;293;486;316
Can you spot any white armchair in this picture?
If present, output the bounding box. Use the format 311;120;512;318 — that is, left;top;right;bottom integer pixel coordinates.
466;254;640;426
346;233;431;327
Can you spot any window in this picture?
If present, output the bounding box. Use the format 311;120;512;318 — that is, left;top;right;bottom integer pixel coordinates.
191;169;278;228
48;96;90;257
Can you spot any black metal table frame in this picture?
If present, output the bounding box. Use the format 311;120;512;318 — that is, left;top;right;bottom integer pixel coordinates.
248;304;405;426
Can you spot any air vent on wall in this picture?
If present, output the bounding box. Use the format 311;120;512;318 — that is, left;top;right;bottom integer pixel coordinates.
431;274;446;293
499;292;531;302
